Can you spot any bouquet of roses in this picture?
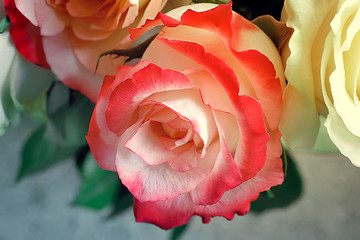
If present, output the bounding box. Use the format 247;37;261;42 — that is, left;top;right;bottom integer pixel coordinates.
1;0;359;236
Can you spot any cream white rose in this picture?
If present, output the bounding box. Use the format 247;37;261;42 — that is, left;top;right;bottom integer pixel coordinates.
281;0;360;166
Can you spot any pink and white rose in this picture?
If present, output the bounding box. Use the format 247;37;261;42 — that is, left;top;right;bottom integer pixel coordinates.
87;4;285;229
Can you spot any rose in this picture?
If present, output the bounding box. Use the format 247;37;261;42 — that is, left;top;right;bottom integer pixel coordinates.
281;0;360;166
4;0;176;102
87;4;285;229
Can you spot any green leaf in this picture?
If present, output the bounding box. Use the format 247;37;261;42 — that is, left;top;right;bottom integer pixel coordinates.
46;81;70;115
0;15;10;34
73;151;120;210
170;223;189;240
281;145;288;177
17;125;80;180
0;34;20;135
17;89;94;180
310;115;339;153
107;184;133;218
9;54;54;122
250;151;303;212
64;93;94;146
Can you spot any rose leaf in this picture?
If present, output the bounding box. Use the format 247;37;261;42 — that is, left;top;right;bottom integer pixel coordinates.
17;125;80;181
17;90;94;180
250;151;303;212
73;151;120;210
107;184;134;219
170;223;190;240
0;15;10;34
252;15;293;51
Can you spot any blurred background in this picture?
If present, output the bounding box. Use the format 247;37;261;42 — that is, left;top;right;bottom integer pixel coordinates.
1;117;360;240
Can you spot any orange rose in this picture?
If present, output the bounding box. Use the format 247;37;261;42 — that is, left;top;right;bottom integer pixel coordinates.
5;0;172;101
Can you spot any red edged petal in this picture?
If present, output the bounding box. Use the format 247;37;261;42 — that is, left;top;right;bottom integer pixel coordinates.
204;130;283;220
234;95;270;181
129;12;179;40
4;0;49;68
232;50;282;130
134;131;283;230
125;121;194;166
189;134;241;205
86;75;118;171
86;61;151;170
194;130;283;220
230;11;261;50
230;13;286;88
134;194;194;230
115;122;217;202
105;63;192;136
159;39;240;101
185;70;233;113
131;3;233;42
143;88;217;149
177;3;233;41
159;39;269;180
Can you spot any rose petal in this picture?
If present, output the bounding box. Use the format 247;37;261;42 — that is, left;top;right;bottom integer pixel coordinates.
177;3;232;41
35;0;65;36
324;109;360;167
42;30;103;102
116;122;217;202
125;120;195;166
232;50;282;130
189;134;241;205
157;39;239;101
167;143;198;172
159;39;269;180
86;61;151;171
134;130;283;230
70;31;130;76
105;63;193;136
143;88;218;149
122;2;138;28
5;0;50;68
280;0;338;147
185;70;233;113
232;95;270;181
134;194;194;230
319;18;360;166
330;3;360;137
129;12;179;40
279;84;320;147
211;110;239;155
65;0;110;17
231;13;285;87
14;0;37;26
